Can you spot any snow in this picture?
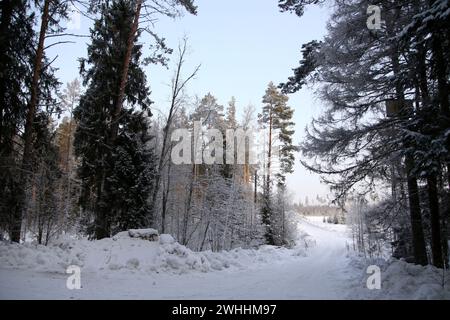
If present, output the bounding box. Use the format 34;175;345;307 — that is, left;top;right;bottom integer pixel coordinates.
127;228;159;240
0;231;308;276
112;228;159;241
1;217;448;299
159;234;175;245
348;257;449;300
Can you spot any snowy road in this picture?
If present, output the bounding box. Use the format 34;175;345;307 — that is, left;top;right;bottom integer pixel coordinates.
0;217;358;299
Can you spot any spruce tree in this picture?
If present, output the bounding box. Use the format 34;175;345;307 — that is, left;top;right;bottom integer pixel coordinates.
0;1;61;241
74;0;155;239
0;0;35;239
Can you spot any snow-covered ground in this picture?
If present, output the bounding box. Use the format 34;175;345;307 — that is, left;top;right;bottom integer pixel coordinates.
0;216;448;299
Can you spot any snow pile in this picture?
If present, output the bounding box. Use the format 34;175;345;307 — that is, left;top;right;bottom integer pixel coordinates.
0;240;82;273
0;231;309;275
114;228;159;241
348;257;450;300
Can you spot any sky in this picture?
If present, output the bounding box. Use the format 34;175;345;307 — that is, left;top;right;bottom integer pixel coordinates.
48;0;333;204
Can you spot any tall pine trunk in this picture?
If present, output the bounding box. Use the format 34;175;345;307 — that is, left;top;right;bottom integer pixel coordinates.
181;167;195;245
109;0;142;143
11;0;50;242
266;109;272;193
0;0;14;148
431;25;449;268
262;109;274;245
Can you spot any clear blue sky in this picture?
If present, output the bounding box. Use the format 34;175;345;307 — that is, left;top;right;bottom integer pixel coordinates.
48;0;333;204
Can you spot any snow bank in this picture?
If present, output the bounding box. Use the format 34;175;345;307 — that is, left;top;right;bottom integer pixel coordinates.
347;257;450;300
0;231;308;276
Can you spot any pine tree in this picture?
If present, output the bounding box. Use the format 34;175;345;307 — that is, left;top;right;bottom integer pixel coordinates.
191;93;225;128
226;97;238;129
223;97;238;179
74;0;155;239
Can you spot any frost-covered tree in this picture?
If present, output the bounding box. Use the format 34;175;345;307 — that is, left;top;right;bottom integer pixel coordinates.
280;0;449;267
26;113;61;245
156;91;263;251
55;79;82;232
150;38;200;232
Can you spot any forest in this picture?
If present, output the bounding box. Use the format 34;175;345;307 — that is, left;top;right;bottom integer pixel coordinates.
0;0;449;300
0;0;299;251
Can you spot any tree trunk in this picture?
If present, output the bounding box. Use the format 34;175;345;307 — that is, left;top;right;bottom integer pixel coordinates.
432;23;450;268
161;189;167;234
427;173;444;268
266;108;273;193
254;170;258;204
181;168;195;245
388;24;428;264
94;169;109;239
405;155;428;265
0;0;14;149
109;0;142;142
262;108;274;245
281;200;285;243
11;0;51;243
199;220;210;251
63;106;74;232
161;159;172;234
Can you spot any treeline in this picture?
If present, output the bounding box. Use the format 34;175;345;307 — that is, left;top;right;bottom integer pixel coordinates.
279;0;450;268
294;203;343;221
0;0;299;250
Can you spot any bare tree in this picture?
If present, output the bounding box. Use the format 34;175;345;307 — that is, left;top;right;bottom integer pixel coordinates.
151;38;200;230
